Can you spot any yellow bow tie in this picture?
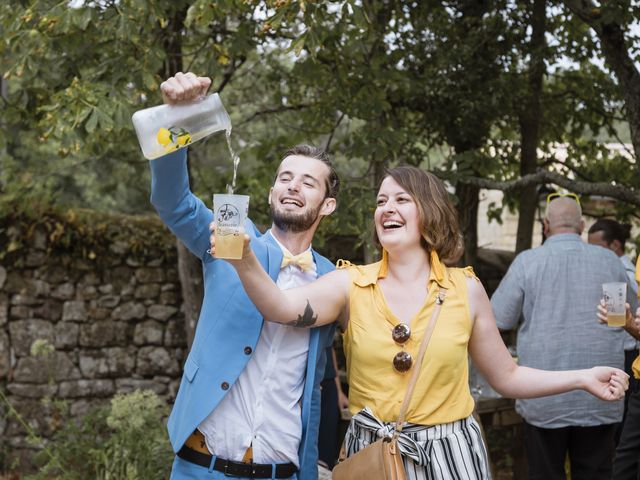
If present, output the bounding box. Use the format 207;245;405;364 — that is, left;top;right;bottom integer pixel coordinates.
281;251;314;272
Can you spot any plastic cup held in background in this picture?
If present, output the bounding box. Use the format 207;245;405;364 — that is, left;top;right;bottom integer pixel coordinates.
603;282;627;327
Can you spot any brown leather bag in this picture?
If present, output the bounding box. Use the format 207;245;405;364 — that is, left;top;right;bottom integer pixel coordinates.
332;435;405;480
332;289;446;480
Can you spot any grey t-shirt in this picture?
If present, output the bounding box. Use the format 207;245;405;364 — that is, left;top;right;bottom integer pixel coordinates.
491;233;636;428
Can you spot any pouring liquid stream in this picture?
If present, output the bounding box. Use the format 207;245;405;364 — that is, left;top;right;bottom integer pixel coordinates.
225;129;240;195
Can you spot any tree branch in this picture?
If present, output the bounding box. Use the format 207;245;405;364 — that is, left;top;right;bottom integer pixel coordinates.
453;170;640;206
216;56;247;93
539;158;595;183
324;112;345;153
236;103;311;127
563;0;640;162
562;0;603;31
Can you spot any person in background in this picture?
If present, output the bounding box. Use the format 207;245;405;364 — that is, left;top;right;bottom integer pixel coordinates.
317;346;349;473
596;300;640;480
588;218;639;444
213;168;629;480
492;195;636;480
153;72;340;480
588;219;637;293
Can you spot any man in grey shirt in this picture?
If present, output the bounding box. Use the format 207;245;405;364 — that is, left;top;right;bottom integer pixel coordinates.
491;195;636;480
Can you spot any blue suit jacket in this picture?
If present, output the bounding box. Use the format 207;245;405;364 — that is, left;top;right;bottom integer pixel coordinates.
150;149;335;479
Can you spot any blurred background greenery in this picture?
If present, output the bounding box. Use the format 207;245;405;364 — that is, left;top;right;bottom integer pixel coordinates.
2;0;640;261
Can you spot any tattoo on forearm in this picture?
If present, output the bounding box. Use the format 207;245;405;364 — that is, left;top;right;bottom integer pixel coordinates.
286;300;318;327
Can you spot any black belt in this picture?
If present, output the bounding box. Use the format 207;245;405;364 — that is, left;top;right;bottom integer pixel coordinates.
177;445;298;478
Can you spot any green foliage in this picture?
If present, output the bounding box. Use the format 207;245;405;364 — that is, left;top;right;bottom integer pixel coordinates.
24;390;172;480
30;339;55;358
1;0;639;254
0;201;175;264
0;0;262;215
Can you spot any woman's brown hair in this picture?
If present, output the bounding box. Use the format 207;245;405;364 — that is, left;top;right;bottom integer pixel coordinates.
378;166;463;264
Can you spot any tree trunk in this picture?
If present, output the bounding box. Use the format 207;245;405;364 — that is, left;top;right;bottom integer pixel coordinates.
456;182;480;268
515;0;546;254
363;158;387;264
176;242;203;347
449;3;495;268
563;0;640;162
162;6;203;348
597;25;640;164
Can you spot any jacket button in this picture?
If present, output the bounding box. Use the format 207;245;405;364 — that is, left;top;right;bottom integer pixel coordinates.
244;346;252;355
221;382;229;390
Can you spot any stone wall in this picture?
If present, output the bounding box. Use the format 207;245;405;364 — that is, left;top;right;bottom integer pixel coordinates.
0;209;187;469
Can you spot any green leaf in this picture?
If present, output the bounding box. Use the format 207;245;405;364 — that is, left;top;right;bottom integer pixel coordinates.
72;7;93;30
352;6;369;30
113;102;130;128
96;108;114;132
142;72;157;91
267;9;286;30
85;108;98;133
75;106;93;127
288;34;307;56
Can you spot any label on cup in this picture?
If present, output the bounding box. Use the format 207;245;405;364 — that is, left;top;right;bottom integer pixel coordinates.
216;203;242;233
603;282;626;327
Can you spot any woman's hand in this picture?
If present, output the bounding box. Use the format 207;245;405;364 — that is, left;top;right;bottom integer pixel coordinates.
582;367;629;401
338;388;349;411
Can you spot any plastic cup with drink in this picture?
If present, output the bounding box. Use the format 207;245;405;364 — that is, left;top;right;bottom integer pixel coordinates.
602;282;627;327
213;194;249;260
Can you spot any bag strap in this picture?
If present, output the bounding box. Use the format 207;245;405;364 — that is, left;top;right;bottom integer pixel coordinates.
394;287;446;435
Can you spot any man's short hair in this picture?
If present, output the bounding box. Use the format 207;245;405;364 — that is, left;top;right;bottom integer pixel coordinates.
545;196;582;232
279;144;340;199
588;218;631;248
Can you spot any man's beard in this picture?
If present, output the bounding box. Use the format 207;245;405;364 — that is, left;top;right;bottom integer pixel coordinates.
271;202;322;233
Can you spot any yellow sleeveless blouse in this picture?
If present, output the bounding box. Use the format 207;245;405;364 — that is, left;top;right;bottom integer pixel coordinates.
338;250;476;425
633;257;640;379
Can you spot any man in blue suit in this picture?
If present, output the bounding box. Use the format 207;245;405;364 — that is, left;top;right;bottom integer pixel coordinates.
151;72;339;480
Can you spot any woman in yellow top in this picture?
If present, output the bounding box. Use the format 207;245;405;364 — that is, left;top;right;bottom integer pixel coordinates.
214;166;628;479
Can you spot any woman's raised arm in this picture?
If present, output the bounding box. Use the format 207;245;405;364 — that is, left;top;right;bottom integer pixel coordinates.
467;277;628;401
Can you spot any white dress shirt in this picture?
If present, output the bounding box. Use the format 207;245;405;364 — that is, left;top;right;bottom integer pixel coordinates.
198;232;315;466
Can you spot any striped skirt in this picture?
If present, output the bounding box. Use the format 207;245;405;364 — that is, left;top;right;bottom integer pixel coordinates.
344;408;492;480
